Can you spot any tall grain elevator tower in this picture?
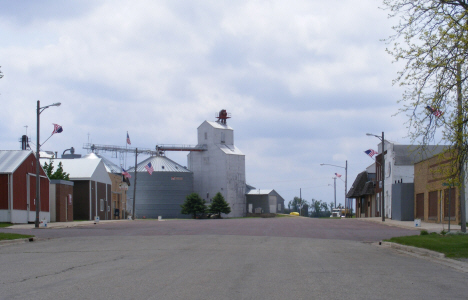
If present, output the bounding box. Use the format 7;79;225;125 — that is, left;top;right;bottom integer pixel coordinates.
188;110;246;217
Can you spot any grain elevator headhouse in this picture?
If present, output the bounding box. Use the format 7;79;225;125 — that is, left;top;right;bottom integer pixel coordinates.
188;110;246;217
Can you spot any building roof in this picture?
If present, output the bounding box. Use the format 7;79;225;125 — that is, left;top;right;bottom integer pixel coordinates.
129;155;191;173
40;157;112;184
82;153;121;173
346;171;375;198
377;144;447;165
217;144;244;155
0;150;33;174
393;145;446;165
247;189;273;195
203;120;233;130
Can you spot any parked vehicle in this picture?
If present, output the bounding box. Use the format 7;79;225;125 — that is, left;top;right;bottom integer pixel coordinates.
330;208;341;217
330;208;348;218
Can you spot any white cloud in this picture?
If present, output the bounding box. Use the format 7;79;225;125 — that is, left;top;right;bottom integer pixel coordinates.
0;0;420;205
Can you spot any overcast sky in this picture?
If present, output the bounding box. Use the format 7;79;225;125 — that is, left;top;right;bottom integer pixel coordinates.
0;0;413;207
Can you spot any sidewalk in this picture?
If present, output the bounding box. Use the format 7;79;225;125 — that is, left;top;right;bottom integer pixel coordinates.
6;219;130;230
357;217;462;233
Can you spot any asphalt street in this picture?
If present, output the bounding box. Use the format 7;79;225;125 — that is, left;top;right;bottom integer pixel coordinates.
1;217;419;241
1;218;467;299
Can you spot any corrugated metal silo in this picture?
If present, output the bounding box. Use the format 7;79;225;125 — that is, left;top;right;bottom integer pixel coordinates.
127;155;193;219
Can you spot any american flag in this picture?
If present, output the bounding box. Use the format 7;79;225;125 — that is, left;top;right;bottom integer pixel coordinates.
335;173;342;178
126;132;131;145
426;105;443;117
144;162;154;175
52;124;63;135
364;149;378;158
122;167;131;178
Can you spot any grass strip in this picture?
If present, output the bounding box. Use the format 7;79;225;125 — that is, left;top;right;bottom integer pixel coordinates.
386;234;468;258
0;223;12;228
0;233;34;241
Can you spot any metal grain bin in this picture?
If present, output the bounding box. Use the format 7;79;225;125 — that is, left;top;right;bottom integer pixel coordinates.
127;155;193;219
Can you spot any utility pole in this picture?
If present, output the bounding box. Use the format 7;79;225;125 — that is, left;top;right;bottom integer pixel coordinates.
345;160;348;217
457;63;466;232
35;101;40;228
132;148;138;220
333;177;337;208
299;188;302;215
449;185;452;233
382;132;385;222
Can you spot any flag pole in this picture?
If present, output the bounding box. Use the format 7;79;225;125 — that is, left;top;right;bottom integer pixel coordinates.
125;131;129;168
132;147;138;220
41;133;54;146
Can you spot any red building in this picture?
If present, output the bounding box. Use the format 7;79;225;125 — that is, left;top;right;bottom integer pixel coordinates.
0;150;50;223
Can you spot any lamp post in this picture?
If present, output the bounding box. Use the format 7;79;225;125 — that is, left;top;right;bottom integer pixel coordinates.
35;100;61;228
366;132;385;222
320;161;348;217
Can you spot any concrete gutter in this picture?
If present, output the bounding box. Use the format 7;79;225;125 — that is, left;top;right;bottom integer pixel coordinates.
0;237;37;247
381;241;445;259
379;241;468;273
357;218;468;272
5;219;130;230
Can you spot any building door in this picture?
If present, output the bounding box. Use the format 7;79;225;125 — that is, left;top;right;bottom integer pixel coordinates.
415;193;424;219
360;198;366;218
367;199;371;217
444;188;456;221
269;196;277;213
428;191;438;220
27;174;37;223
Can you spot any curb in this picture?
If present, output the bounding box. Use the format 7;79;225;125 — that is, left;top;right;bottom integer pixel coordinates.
0;237;36;247
381;241;445;258
379;241;468;273
6;219;130;230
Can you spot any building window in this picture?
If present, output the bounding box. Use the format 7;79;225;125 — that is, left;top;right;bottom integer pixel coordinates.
100;199;104;211
204;132;207;140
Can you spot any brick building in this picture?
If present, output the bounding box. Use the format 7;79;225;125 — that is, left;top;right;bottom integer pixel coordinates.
414;152;459;224
0;150;50;223
49;179;74;222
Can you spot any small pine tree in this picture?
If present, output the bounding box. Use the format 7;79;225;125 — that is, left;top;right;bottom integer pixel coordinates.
208;192;231;218
43;161;54;178
42;160;70;180
181;193;206;219
52;162;70;180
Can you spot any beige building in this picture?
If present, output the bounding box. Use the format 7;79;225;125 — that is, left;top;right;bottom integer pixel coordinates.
414;152;459;224
109;173;127;219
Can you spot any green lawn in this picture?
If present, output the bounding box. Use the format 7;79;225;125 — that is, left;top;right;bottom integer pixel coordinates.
0;223;12;228
0;233;34;241
386;233;468;258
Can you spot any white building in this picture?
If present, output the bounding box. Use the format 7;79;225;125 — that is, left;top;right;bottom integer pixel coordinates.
41;157;112;221
188;120;246;217
378;142;444;219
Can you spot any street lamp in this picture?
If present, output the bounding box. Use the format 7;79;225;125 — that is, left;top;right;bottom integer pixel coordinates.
35;100;61;228
366;132;385;222
320;161;348;217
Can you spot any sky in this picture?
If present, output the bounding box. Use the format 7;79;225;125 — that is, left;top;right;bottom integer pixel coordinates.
0;0;414;208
